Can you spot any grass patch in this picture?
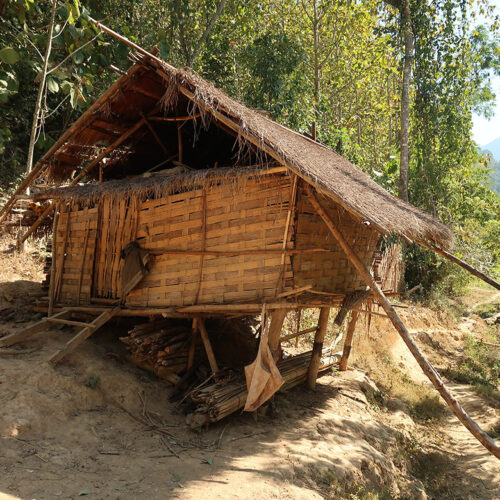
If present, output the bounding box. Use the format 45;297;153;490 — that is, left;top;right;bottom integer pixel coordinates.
308;465;393;499
357;353;446;422
443;333;500;404
473;301;500;319
489;421;500;439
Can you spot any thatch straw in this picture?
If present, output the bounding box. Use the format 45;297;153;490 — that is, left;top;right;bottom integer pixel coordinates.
34;166;279;205
29;51;453;250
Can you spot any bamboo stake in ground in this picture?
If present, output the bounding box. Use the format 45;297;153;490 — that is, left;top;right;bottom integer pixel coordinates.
339;311;359;371
305;184;500;459
307;307;330;389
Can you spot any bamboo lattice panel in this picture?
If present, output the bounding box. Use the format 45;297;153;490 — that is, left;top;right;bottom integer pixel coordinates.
54;204;98;305
293;187;381;293
126;175;293;306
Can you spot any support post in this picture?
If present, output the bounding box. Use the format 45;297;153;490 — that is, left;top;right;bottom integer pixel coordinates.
305;184;500;459
268;308;287;361
197;319;219;374
187;318;198;370
47;205;60;316
307;307;330;389
339;311;359;371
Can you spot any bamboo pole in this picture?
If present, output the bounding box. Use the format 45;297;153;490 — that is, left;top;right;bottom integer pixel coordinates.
307;307;330;389
339;311;359;371
47;204;60;316
280;326;316;343
427;244;500;291
149;114;201;122
305;184;500;459
141;112;169;156
146;247;330;257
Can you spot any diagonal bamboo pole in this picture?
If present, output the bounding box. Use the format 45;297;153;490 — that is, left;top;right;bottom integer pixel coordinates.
304;184;500;459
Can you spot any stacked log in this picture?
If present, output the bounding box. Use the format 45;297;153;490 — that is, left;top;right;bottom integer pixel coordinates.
186;346;339;427
120;320;204;383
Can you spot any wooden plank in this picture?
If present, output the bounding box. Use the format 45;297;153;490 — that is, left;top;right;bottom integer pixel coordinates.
46;318;96;329
49;307;119;364
0;310;71;347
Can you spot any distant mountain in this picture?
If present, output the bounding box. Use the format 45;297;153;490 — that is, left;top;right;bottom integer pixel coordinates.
482;137;500;160
480;149;500;194
479;139;500;194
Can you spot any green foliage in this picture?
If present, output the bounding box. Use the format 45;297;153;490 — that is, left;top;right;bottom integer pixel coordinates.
1;0;499;302
84;374;101;388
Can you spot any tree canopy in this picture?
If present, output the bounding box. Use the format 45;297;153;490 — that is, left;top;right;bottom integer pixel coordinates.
1;0;499;290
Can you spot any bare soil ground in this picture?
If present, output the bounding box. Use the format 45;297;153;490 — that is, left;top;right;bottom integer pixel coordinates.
0;237;499;499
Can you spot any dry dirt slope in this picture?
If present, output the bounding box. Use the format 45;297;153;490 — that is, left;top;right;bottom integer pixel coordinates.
0;238;499;499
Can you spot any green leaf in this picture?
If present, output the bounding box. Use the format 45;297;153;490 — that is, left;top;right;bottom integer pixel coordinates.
72;51;84;65
61;80;72;94
47;78;59;93
70;87;78;108
78;488;91;496
0;47;20;65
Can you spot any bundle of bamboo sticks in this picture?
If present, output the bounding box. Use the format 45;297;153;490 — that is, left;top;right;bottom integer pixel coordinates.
187;346;339;426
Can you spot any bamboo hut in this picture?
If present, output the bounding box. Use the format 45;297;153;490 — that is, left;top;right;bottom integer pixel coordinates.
1;35;499;457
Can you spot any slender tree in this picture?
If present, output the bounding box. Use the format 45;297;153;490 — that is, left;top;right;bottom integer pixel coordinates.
386;0;414;202
25;0;57;194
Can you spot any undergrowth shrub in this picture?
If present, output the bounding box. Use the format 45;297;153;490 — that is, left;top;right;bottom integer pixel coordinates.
443;333;500;402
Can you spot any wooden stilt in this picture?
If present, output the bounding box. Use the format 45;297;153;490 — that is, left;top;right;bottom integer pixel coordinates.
305;184;500;459
47;206;60;316
339;311;359;371
187;318;198;370
268;308;287;361
295;308;302;347
307;307;330;389
197;319;219;374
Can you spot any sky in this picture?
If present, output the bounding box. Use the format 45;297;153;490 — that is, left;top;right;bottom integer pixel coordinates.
471;1;500;146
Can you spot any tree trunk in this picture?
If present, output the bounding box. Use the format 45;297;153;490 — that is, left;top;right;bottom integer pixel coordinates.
189;0;227;66
312;0;320;140
25;0;57;194
398;0;413;202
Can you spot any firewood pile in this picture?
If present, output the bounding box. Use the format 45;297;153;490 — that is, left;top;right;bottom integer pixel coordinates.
120;319;203;384
119;317;339;427
185;346;339;428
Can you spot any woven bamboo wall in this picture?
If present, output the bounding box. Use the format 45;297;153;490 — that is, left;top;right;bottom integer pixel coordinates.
127;175;293;306
53;174;294;307
293;187;381;293
55;204;98;305
52;174;382;308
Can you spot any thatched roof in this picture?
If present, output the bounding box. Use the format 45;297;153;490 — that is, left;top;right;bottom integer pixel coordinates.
32;51;453;250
